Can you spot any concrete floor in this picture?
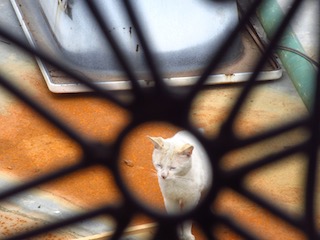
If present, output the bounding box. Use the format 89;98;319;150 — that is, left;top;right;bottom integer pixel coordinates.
0;0;317;239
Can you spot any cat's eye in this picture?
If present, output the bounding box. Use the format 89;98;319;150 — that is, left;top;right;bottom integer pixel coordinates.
169;167;176;170
156;164;163;169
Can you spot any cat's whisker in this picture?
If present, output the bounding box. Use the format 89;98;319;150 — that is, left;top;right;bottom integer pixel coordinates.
150;169;158;178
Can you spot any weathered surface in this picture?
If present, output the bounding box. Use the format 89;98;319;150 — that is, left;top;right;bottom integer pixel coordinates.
0;42;311;239
0;5;312;238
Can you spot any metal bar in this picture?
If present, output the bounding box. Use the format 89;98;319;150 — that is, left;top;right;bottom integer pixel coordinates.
186;0;264;101
0;0;318;239
0;74;90;149
257;0;318;110
227;142;306;182
304;32;320;239
121;0;167;92
151;223;179;240
0;26;129;109
108;208;132;240
217;214;260;240
83;0;143;95
234;117;308;150
234;185;304;231
221;0;305;134
2;205;119;240
0;163;85;201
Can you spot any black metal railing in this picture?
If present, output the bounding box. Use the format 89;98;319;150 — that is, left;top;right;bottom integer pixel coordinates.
0;0;319;239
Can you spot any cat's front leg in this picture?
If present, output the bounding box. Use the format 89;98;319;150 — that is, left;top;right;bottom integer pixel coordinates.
179;221;195;240
164;199;195;240
163;198;180;214
178;197;199;240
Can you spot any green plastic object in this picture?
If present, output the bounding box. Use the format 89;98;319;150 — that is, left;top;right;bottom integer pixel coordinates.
258;0;317;110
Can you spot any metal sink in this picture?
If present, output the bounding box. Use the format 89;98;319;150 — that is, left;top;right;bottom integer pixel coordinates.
10;0;282;93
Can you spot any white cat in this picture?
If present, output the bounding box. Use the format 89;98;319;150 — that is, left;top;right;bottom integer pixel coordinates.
148;130;212;240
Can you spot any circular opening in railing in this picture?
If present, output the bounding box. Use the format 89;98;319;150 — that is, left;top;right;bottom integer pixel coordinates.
119;122;213;218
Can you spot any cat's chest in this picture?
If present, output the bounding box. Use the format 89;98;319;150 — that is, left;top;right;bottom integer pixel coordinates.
159;177;200;198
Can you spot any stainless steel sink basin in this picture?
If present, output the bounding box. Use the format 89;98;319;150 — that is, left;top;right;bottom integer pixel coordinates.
10;0;281;92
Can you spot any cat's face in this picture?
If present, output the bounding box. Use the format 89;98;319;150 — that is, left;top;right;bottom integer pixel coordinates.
148;136;193;180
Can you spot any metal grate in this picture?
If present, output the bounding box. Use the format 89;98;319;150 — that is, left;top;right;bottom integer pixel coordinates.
0;0;319;239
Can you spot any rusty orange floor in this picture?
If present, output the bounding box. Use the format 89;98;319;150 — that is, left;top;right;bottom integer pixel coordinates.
0;46;312;239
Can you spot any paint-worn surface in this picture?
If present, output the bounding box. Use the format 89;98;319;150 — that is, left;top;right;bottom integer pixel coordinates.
0;2;313;238
0;37;313;239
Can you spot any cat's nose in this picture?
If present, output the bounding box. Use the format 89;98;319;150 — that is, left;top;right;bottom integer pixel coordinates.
161;172;168;179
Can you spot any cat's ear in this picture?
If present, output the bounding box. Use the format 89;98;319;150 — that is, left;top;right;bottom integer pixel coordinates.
179;143;194;157
148;136;164;150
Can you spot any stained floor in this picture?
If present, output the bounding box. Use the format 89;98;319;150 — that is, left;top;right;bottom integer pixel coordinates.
0;0;316;238
0;36;313;239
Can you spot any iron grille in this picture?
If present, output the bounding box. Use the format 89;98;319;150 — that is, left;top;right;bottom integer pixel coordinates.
0;0;319;239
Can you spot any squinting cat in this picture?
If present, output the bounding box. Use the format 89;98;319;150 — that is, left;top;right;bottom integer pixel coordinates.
148;130;212;240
